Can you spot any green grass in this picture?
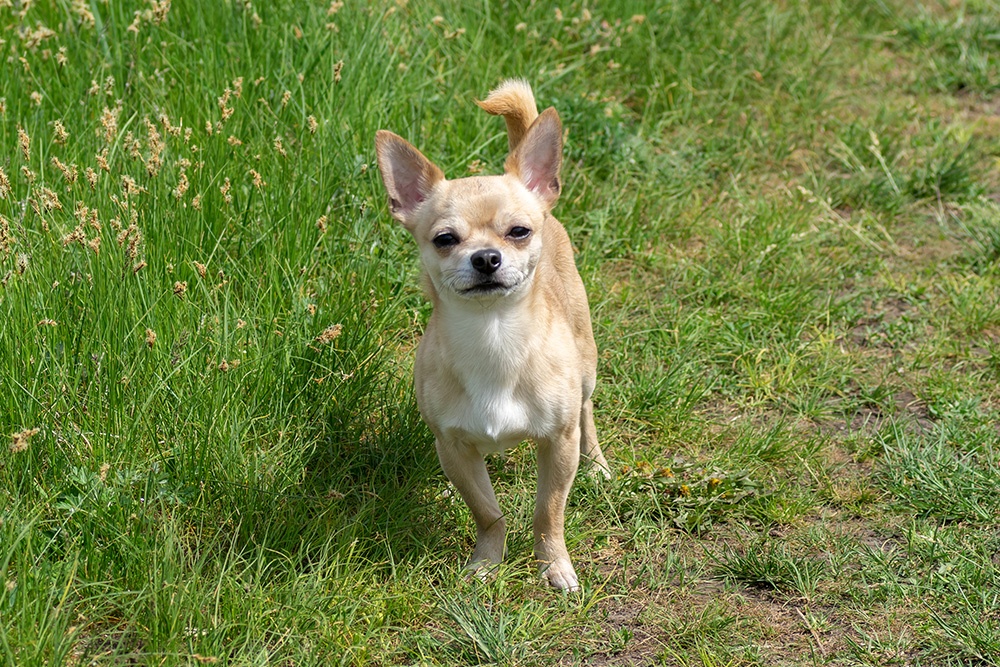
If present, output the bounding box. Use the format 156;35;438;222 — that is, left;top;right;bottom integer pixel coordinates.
2;0;1000;664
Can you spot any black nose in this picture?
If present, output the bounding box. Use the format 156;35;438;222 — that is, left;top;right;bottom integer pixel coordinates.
470;249;502;275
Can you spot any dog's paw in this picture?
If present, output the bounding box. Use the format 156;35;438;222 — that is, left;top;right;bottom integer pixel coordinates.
585;462;612;482
462;559;499;583
539;557;580;592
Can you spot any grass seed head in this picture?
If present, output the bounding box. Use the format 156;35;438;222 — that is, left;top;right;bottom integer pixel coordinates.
10;428;40;453
315;323;343;344
0;167;10;199
122;175;146;197
18;127;30;161
151;0;171;25
52;156;78;183
72;0;96;28
173;281;187;298
145;328;157;347
172;172;189;199
99;106;119;144
307;115;318;133
53;120;69;144
63;224;86;247
144;118;164;176
0;214;14;256
39;187;62;211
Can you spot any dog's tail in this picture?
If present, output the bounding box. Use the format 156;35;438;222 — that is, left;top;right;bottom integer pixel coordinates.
476;79;539;153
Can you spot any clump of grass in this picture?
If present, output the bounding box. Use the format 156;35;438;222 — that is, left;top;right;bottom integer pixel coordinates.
713;539;827;599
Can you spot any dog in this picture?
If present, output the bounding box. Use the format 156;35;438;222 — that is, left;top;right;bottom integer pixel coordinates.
374;80;609;591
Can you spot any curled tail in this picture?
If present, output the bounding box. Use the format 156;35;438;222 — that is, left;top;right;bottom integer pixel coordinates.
476;79;539;153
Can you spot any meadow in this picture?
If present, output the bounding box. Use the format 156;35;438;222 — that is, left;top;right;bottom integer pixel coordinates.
2;0;999;664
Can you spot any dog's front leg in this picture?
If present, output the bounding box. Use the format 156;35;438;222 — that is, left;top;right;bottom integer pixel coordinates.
435;437;506;574
534;425;582;591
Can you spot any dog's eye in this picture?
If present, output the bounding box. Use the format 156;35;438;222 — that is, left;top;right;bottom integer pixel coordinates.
433;233;459;248
507;226;531;240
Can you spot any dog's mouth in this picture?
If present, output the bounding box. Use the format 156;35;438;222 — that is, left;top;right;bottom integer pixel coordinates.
462;280;508;296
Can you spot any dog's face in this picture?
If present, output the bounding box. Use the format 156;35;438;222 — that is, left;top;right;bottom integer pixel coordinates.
413;176;546;300
375;109;563;303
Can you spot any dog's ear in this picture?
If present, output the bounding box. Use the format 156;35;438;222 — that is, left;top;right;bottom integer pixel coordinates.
506;107;563;210
375;130;445;227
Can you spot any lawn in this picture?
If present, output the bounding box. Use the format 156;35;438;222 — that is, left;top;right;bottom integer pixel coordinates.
2;0;999;665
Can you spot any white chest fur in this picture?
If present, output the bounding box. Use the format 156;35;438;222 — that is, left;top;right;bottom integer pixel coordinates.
425;303;570;454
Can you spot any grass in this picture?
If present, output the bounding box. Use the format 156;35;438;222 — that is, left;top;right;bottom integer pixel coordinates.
2;0;999;664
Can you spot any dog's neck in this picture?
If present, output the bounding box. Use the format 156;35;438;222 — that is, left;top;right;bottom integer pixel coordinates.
430;278;549;380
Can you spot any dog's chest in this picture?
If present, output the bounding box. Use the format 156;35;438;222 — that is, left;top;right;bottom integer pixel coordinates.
431;311;564;452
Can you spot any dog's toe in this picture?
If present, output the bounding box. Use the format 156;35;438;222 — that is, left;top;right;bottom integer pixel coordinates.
540;558;580;592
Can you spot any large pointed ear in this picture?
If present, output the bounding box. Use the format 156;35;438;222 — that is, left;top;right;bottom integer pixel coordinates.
374;130;445;227
505;107;563;209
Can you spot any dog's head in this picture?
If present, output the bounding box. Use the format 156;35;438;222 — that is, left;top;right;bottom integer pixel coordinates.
375;108;563;302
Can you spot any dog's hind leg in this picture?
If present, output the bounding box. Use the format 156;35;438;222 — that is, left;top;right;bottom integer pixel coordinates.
580;398;610;479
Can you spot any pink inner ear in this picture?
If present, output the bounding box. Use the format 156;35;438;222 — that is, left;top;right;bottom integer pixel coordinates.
511;110;562;204
388;153;431;214
396;172;427;210
522;165;555;197
520;148;560;201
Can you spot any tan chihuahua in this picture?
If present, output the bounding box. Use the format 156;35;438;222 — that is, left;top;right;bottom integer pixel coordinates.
375;80;609;591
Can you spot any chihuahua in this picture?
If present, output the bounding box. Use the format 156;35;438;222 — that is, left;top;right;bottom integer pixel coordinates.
374;80;608;591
